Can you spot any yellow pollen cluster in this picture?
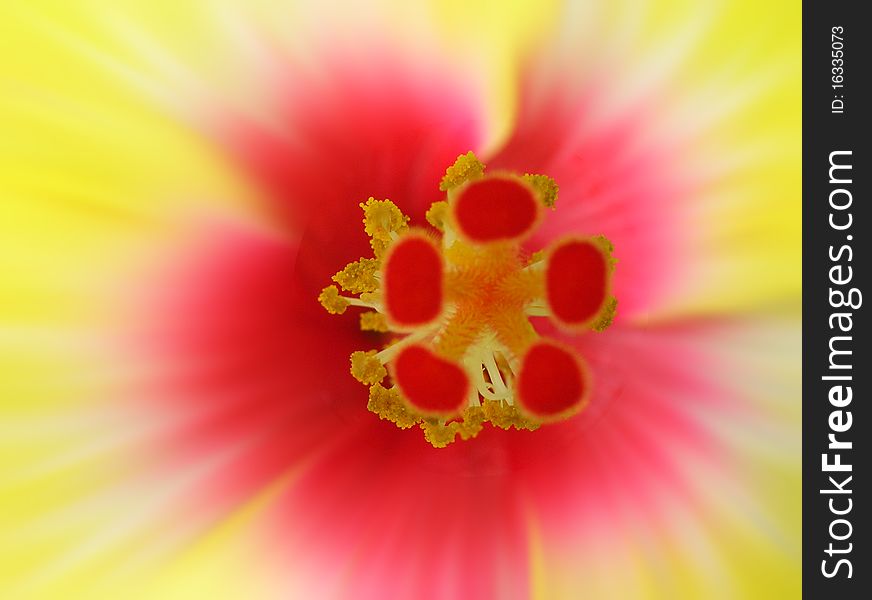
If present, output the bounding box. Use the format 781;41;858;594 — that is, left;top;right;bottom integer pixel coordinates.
318;285;349;315
592;297;618;332
522;174;559;209
360;311;390;332
350;350;387;385
333;258;379;294
365;387;540;448
425;201;450;231
360;197;410;257
439;150;485;191
367;383;421;429
318;152;615;448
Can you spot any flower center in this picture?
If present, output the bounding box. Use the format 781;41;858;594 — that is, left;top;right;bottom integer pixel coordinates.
319;151;616;447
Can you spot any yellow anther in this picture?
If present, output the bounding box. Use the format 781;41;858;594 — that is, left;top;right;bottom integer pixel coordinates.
418;405;496;447
439;151;485;191
360;198;409;257
370;234;391;258
528;250;546;265
522;174;559;209
319;285;349;315
367;383;422;429
420;421;458;448
592;297;618;332
425;201;450;231
483;402;541;431
360;311;390;332
361;198;409;236
350;350;387;385
591;234;618;271
454;406;485;440
333;258;380;294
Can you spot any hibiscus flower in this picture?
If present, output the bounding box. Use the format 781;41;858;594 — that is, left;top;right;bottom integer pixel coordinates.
0;1;799;598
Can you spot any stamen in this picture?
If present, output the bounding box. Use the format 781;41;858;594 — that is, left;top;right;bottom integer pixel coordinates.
367;383;421;429
451;176;541;244
318;285;349;315
439;151;485;191
516;340;588;421
482;350;511;400
592;297;618;332
350;350;387;385
522;173;559;209
333;258;380;294
360;197;410;257
425;201;450;231
421;406;486;448
318;285;379;314
461;337;517;403
359;311;390;332
382;232;444;328
392;344;469;416
482;401;541;431
375;326;436;364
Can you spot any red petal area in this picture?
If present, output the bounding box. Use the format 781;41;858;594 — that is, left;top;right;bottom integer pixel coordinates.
452;176;539;243
214;49;484;276
487;74;691;318
393;345;468;415
383;235;443;327
516;340;587;419
545;238;609;327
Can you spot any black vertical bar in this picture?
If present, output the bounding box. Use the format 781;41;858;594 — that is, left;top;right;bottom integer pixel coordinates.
803;1;870;597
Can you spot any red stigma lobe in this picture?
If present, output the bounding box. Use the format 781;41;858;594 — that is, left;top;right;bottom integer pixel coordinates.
393;345;469;415
452;177;540;243
517;340;588;420
383;234;444;327
545;238;609;327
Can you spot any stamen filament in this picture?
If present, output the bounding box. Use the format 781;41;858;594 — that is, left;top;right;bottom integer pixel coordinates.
525;303;551;317
376;326;438;364
347;296;380;309
466;358;503;402
482;351;511;400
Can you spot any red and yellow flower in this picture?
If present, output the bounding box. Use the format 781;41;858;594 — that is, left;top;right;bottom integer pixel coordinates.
0;1;800;598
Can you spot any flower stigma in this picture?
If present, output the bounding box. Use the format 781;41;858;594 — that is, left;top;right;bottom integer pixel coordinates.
319;152;617;447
